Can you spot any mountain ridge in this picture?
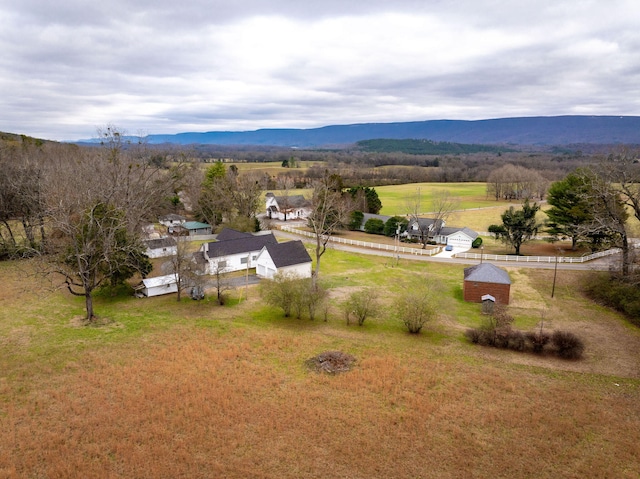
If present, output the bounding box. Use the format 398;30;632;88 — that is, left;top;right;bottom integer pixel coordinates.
138;116;640;148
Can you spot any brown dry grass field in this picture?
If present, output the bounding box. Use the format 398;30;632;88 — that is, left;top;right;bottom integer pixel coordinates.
1;247;640;478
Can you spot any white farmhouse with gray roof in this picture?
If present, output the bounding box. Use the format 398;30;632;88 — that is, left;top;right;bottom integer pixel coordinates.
265;193;311;221
200;228;278;274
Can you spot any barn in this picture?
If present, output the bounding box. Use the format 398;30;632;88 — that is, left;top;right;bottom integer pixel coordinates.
463;263;511;305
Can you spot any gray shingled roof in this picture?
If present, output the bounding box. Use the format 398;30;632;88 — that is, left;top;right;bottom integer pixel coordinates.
274;194;310;208
263;240;312;268
464;263;511;284
206;232;277;258
216;228;252;242
437;226;479;239
144;237;177;249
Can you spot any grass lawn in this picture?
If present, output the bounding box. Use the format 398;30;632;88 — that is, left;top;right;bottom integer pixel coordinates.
376;182;498;215
1;247;640;478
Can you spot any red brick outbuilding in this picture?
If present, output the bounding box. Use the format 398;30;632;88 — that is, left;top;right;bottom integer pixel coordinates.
463;263;511;305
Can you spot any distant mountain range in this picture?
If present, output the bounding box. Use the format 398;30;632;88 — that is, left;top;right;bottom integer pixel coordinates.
137;116;640;148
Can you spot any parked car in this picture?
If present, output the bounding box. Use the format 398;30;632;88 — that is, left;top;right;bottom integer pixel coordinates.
445;245;453;251
190;286;205;300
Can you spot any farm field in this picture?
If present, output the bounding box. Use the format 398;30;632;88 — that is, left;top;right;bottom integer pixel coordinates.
1;246;640;478
376;182;498;215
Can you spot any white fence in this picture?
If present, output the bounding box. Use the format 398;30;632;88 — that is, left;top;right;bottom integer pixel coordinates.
279;225;441;257
279;225;624;264
454;248;621;264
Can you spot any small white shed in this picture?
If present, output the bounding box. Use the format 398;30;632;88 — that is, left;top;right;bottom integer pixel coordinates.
136;275;178;297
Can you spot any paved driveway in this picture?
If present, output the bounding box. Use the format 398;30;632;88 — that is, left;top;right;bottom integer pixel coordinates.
434;246;470;258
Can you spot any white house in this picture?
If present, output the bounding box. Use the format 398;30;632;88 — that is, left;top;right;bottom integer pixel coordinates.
200;229;278;274
265;193;311;221
159;214;186;228
404;218;444;241
143;237;177;258
433;227;479;249
255;240;313;279
136;275;178;297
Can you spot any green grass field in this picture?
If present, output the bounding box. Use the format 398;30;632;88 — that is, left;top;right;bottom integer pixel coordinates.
376;182;497;215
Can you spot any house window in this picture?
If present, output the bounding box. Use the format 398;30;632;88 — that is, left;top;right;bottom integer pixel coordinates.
241;257;248;265
218;260;227;268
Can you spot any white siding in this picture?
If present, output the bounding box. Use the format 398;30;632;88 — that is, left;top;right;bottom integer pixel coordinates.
255;248;312;279
207;252;253;274
279;262;312;278
141;275;178;297
145;245;177;259
446;231;474;248
255;249;277;278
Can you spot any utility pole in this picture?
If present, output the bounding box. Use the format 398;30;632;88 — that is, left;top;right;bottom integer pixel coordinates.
395;225;401;266
551;252;560;298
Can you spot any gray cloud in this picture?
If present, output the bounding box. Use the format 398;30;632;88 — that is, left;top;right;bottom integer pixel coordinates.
1;0;639;140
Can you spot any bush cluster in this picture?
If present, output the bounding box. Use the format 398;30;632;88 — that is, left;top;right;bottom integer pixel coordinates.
260;274;328;321
465;313;585;359
584;273;640;326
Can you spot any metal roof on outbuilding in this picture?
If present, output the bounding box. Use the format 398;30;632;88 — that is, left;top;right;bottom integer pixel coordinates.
464;263;511;284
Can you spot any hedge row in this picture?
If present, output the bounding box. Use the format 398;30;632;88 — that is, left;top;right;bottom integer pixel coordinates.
465;327;585;359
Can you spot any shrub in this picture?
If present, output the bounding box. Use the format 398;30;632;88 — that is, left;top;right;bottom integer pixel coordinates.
525;330;551;354
493;326;512;348
348;211;364;231
364;218;385;235
395;277;438;334
507;330;526;351
465;328;482;344
584;273;640;326
342;288;379;326
383;216;409;237
551;330;585;359
260;272;303;317
472;237;483;248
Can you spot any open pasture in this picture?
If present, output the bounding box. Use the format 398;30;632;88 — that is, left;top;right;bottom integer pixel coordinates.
376;182;497;215
1;248;640;478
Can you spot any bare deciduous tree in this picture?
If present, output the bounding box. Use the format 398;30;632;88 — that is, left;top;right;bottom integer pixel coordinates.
166;236;197;302
429;190;460;236
307;173;353;282
486;164;547;201
42;126;178;322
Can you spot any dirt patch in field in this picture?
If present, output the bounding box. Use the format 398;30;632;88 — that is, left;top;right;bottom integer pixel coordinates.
305;350;356;374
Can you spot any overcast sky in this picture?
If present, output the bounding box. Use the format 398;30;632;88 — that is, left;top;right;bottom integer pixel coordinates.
2;0;640;141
